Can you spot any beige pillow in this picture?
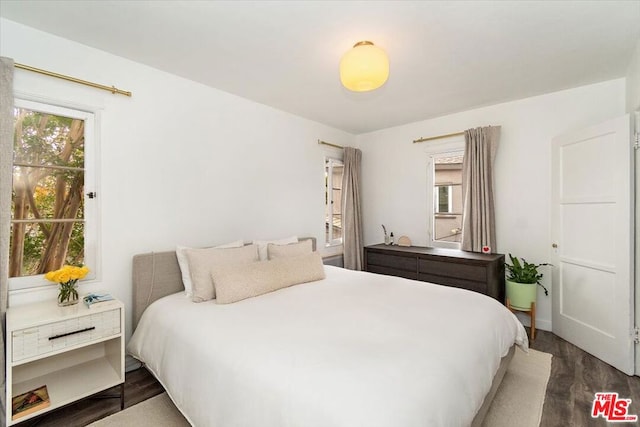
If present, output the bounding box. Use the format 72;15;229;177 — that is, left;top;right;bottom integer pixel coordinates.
176;240;244;297
253;236;298;261
267;239;313;260
186;244;259;302
213;252;325;304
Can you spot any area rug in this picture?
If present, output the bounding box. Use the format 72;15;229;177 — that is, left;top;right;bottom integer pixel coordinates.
88;392;190;427
482;348;552;427
89;348;552;427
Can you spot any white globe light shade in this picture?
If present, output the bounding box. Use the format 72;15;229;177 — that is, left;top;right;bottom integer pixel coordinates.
339;41;389;92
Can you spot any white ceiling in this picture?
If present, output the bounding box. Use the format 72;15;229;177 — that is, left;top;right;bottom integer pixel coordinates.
1;1;639;134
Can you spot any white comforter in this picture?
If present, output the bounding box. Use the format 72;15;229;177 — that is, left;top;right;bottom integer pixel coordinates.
128;266;527;427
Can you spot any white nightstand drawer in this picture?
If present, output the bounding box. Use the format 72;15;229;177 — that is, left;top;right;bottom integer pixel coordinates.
12;308;121;362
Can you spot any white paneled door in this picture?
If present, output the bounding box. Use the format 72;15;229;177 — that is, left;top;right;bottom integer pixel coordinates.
551;114;634;375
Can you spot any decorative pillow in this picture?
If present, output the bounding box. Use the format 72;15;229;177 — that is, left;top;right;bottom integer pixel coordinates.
267;239;313;260
186;244;259;302
253;236;298;261
176;240;243;297
213;252;325;304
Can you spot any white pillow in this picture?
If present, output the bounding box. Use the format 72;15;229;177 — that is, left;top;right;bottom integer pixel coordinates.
176;240;243;297
253;236;298;261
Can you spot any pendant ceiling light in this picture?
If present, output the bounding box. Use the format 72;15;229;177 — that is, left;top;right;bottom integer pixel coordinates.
339;41;389;92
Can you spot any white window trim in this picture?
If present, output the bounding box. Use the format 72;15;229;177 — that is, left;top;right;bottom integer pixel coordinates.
9;99;100;291
325;156;344;248
425;138;464;250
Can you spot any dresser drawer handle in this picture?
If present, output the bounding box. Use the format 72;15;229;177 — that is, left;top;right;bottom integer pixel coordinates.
48;326;96;341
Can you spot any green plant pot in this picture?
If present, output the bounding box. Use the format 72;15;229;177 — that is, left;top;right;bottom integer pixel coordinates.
506;280;537;311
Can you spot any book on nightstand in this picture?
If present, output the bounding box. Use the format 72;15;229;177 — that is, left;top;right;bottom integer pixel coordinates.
83;293;116;309
12;385;50;420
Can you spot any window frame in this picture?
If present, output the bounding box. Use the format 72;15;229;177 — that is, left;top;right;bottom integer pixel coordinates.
9;98;99;291
324;156;344;248
426;140;465;250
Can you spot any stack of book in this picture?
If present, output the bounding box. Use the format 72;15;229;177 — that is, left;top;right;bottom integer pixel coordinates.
83;293;116;309
12;385;50;420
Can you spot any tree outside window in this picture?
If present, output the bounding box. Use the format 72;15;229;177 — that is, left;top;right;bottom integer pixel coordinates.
9;100;96;289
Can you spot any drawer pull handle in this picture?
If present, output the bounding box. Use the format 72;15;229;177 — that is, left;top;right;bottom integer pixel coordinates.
49;326;96;341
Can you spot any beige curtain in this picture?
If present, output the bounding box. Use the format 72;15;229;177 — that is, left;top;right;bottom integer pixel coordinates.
461;126;500;253
342;147;363;270
0;56;14;427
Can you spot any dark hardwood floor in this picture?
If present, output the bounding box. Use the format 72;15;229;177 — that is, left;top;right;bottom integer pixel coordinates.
530;330;640;427
15;329;640;427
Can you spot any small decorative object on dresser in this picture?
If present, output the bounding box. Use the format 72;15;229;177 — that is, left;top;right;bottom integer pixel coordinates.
382;224;391;245
44;265;90;306
397;236;411;247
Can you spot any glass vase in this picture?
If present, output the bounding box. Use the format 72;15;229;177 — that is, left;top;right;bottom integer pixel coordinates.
57;295;79;307
57;281;79;307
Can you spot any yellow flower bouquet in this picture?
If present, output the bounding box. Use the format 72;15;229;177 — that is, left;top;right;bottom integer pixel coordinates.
45;265;90;306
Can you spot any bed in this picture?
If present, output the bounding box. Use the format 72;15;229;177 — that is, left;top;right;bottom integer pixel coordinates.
127;239;528;427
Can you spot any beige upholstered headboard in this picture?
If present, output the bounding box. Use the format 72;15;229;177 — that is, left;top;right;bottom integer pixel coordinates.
131;237;316;330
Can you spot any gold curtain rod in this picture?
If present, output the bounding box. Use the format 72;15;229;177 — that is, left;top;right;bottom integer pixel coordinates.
317;139;344;149
15;62;132;97
413;131;465;144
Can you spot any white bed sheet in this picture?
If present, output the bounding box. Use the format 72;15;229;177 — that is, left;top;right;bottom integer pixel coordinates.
128;265;528;427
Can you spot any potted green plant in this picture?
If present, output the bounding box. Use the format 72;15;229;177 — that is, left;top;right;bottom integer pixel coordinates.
505;254;549;311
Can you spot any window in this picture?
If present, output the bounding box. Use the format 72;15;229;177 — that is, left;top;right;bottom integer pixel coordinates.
436;185;453;213
325;157;343;246
9;99;97;290
428;150;464;249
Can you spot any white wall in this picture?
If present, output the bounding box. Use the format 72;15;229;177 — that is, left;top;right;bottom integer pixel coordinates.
1;19;355;339
357;79;626;331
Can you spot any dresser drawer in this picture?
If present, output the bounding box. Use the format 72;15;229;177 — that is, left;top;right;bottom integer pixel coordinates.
418;273;487;294
12;308;121;362
418;259;486;282
367;265;418;280
367;252;417;272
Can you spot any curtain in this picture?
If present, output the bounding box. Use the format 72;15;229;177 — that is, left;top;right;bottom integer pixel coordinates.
341;147;363;270
461;126;500;253
0;56;14;427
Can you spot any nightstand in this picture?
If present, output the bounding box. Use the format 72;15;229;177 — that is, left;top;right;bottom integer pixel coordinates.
5;298;125;425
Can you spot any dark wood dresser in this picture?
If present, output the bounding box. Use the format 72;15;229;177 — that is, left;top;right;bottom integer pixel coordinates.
364;244;505;302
